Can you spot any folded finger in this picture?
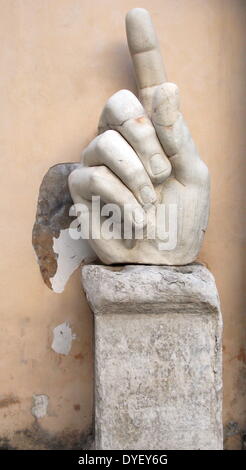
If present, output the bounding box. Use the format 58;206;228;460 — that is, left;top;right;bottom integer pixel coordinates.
98;89;171;185
69;165;145;230
82;129;157;206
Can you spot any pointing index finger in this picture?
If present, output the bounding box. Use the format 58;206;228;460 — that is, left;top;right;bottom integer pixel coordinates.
126;8;167;113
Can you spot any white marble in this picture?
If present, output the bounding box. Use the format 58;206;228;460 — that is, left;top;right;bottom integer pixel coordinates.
82;264;223;450
69;9;210;265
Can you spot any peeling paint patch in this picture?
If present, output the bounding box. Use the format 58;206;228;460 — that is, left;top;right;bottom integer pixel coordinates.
50;229;95;293
32;395;49;419
51;322;76;355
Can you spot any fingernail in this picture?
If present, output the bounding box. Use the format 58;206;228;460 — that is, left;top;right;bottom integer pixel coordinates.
150;154;167;175
140;186;156;205
124;239;136;249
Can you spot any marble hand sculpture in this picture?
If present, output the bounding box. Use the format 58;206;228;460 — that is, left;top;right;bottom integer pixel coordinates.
69;8;210;265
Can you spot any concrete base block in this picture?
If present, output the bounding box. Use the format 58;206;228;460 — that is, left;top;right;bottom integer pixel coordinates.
82;264;223;450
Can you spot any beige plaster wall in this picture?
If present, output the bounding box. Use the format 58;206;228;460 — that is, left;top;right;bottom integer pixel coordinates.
0;0;245;449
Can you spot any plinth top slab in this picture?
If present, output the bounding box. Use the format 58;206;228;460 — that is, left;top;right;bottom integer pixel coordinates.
82;264;220;317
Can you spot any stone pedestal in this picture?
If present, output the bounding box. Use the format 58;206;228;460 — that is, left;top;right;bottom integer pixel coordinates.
82;264;223;450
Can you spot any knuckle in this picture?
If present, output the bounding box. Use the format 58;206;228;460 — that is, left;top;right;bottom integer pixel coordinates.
104;89;144;125
89;166;109;189
164;81;179;93
68;168;81;190
107;89;136;112
96;130;117;154
159;82;179;100
123;165;140;184
133;119;155;139
104;94;124;123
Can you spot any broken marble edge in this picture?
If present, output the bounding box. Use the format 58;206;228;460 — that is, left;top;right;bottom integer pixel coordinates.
32;162;97;293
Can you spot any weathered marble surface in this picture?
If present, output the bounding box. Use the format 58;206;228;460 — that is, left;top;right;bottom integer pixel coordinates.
32;163;95;291
69;9;210;265
82;263;223;450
